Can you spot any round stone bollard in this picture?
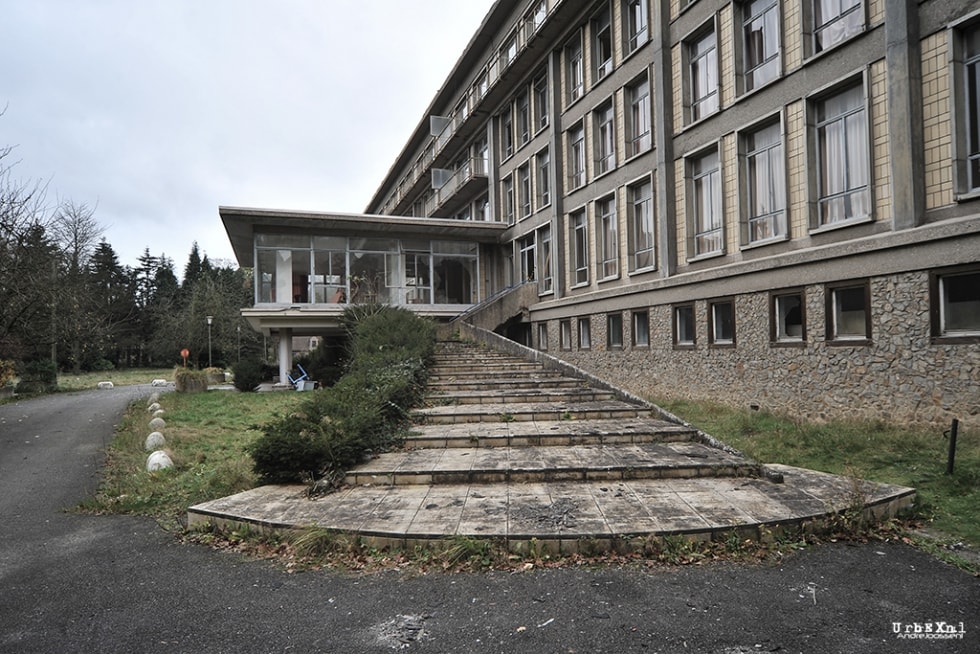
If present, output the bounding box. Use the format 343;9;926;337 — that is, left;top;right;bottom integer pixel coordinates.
148;392;161;404
146;450;174;471
147;402;161;413
144;432;166;451
148;417;166;431
152;409;165;418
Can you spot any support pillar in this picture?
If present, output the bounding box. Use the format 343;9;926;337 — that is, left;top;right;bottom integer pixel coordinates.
277;328;293;385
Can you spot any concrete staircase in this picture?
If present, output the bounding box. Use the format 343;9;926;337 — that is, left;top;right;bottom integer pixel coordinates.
188;339;915;554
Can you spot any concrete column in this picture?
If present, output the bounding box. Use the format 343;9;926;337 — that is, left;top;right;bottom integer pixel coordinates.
652;0;677;277
886;0;925;230
277;328;293;384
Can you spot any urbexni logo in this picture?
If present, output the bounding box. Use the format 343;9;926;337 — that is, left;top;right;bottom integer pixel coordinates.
892;621;966;640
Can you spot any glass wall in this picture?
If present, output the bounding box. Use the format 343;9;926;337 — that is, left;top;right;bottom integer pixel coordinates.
254;234;480;306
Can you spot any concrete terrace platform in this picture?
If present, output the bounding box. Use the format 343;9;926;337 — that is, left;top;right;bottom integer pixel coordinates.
188;339;915;553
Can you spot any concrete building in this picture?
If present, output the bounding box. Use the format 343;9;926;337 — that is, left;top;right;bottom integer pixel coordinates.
221;0;980;428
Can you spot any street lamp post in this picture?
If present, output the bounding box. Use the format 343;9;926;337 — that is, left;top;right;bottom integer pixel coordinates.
237;325;241;363
206;315;213;368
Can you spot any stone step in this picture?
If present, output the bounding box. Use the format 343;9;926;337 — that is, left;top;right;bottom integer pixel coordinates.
426;376;585;392
426;387;617;405
344;442;761;487
413;400;653;424
401;418;699;449
428;368;563;382
189;466;915;554
428;361;544;374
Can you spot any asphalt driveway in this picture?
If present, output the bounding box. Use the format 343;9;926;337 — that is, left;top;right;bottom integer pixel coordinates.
0;388;976;653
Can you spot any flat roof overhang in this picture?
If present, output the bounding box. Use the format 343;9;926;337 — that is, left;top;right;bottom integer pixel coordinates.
220;206;507;268
242;304;470;337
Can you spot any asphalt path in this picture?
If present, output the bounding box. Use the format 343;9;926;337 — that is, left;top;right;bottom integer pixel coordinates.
0;387;977;653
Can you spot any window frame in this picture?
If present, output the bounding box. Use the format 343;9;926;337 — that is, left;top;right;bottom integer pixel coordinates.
596;194;619;281
951;18;980;196
632;310;650;348
770;289;807;346
570;208;590;287
930;265;980;343
517;163;532;219
517;233;536;283
739;116;787;246
536;147;552;208
627;176;655;272
537;322;549;351
623;0;649;55
626;73;652;158
501;174;515;225
500;107;514;160
738;0;781;94
537;224;553;295
826;280;872;344
577;316;593;350
533;70;550;133
559;319;573;350
607;313;624;350
808;77;872;230
685;22;720;124
591;4;613;82
568;123;586;188
688;146;724;259
809;0;864;56
708;298;736;347
565;32;585;104
594;101;616;175
673;303;697;348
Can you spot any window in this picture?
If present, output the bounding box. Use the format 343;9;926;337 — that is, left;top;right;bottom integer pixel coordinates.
502;175;515;224
501;31;518;67
594;103;616;174
958;23;980;192
568;124;586;188
626;75;651;157
623;0;649;54
537;322;549;351
566;35;584;102
533;70;549;131
688;27;719;121
932;267;980;338
536;148;551;207
674;304;696;347
743;120;786;243
518;234;536;282
812;0;863;54
517;91;531;146
709;300;735;345
570;209;589;286
592;6;613;81
814;83;870;227
596;196;619;280
690;149;723;257
525;0;547;38
741;0;780;91
632;310;650;347
607;313;624;349
518;164;532;218
772;291;806;343
627;178;655;271
501;108;514;159
560;319;572;349
578;317;592;349
537;225;553;294
827;282;870;341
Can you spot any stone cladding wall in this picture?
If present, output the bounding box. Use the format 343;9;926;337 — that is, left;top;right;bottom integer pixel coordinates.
540;271;979;429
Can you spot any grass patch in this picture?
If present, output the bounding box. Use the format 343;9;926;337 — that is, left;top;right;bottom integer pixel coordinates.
79;390;306;528
658;398;980;548
58;368;177;392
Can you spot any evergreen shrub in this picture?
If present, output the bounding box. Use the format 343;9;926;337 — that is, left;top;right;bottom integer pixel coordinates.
15;359;58;394
248;306;435;485
232;358;267;392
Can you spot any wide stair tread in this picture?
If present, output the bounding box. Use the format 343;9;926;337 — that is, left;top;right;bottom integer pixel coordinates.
345;442;759;486
427;387;617;405
413;399;652;423
402;417;699;448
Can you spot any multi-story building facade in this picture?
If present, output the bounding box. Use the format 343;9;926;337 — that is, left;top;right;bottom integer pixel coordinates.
223;0;980;428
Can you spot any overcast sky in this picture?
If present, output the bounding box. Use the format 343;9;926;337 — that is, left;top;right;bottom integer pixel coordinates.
0;0;495;270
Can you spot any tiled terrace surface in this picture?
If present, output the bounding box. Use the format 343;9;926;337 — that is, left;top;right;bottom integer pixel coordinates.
188;340;915;552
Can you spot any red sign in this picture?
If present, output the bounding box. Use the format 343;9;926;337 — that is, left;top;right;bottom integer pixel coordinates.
180;348;190;367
